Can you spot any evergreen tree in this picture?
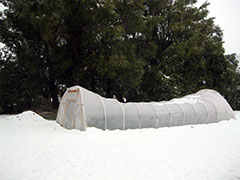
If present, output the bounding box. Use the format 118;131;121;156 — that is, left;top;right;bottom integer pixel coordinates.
0;0;61;109
135;0;237;103
0;0;239;113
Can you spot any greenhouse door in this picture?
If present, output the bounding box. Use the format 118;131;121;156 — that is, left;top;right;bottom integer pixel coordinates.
66;89;86;131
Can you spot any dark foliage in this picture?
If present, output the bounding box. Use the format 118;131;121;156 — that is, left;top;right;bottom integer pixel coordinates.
0;0;239;113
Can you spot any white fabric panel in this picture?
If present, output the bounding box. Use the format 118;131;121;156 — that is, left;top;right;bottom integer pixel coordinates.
117;102;125;130
135;104;141;128
225;106;235;120
81;88;105;129
74;103;82;129
181;103;195;125
198;90;224;122
155;104;171;127
104;99;123;130
166;104;183;126
201;99;217;123
138;103;156;128
193;102;208;124
123;103;140;129
149;104;159;128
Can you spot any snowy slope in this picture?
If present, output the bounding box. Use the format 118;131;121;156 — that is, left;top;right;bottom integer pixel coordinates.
0;111;240;180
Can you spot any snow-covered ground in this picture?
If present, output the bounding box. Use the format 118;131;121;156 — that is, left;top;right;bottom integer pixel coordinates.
0;111;240;180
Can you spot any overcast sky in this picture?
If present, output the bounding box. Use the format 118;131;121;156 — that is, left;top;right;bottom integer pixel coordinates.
0;1;240;56
197;0;240;56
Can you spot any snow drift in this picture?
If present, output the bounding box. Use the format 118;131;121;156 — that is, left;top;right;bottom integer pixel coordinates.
1;111;240;180
56;86;235;131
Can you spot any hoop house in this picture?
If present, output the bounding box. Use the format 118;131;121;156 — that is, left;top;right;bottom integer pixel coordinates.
56;86;235;131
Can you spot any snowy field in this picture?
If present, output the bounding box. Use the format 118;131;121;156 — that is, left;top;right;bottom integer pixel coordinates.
0;111;240;180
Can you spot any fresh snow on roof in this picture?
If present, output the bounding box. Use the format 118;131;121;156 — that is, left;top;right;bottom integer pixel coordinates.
0;111;240;180
166;95;202;104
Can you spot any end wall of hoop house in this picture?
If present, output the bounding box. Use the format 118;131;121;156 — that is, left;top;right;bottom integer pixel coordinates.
56;86;236;131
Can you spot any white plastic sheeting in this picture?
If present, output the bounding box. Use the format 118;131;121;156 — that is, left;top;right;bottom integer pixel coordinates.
56;86;235;131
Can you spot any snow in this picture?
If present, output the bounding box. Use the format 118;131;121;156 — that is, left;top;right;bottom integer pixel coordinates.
166;94;202;104
1;111;240;180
